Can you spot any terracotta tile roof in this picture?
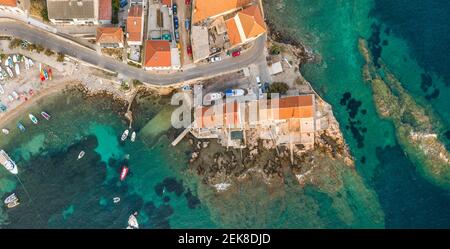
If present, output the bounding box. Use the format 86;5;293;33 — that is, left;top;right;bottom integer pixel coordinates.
195;96;313;129
226;4;266;46
196;102;241;128
161;0;171;6
99;0;112;21
127;5;143;42
144;40;172;68
96;27;124;44
192;0;252;23
270;95;314;119
225;18;242;45
0;0;17;7
238;4;266;38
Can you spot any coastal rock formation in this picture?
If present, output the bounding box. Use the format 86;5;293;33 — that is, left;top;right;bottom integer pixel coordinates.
358;38;450;187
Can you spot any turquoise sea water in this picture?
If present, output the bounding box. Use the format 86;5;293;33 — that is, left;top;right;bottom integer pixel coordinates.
1;0;449;228
264;0;450;227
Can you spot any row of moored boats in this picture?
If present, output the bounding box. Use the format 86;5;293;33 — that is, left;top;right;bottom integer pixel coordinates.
0;150;20;209
2;111;51;135
120;129;136;142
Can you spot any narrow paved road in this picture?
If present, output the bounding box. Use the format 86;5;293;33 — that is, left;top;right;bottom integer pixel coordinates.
0;20;266;86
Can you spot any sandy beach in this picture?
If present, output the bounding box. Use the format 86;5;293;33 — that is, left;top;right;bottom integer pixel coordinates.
0;79;78;129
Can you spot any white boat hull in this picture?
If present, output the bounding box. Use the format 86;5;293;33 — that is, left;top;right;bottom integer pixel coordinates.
121;130;129;141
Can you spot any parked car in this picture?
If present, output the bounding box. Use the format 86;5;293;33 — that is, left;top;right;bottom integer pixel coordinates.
187;45;192;56
174;31;180;41
224;89;245;97
185;0;191;5
172;3;178;15
209;56;218;62
232;51;241;57
204;92;224;102
256;76;261;86
120;0;128;8
173;16;179;29
185;18;191;30
214;55;222;62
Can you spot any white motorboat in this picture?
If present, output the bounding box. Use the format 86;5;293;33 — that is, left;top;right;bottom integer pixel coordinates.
127;213;139;229
113;197;121;203
121;129;129;141
14;64;20;76
6;67;13;78
29;113;38;124
24;58;30;70
130;131;136;142
11;91;19;100
0;150;18;174
77;150;85;160
4;193;20;209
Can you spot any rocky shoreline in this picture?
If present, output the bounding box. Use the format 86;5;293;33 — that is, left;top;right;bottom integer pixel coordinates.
186;24;354;192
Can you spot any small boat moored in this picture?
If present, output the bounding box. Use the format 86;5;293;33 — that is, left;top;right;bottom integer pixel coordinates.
11;91;19;100
121;129;129;141
14;63;20;76
4;193;20;209
41;111;51;120
17;122;26;132
6;67;13;78
126;212;139;229
77;150;85;160
29;114;38;124
131;131;136;142
120;166;129;181
0;150;18;175
113;197;121;203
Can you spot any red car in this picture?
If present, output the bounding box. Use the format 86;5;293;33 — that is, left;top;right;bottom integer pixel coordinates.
187;45;192;56
232;51;241;57
185;0;191;5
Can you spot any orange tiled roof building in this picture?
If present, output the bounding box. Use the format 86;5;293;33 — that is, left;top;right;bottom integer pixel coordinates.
225;4;266;47
144;40;172;70
96;27;124;48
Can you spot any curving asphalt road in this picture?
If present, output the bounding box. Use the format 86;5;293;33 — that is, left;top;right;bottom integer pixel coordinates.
0;20;266;86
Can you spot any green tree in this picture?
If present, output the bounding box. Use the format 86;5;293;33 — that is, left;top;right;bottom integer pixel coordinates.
57;52;65;62
44;49;55;56
268;82;289;95
35;44;45;53
112;0;120;24
270;44;283;55
41;7;49;22
9;38;22;49
132;79;143;87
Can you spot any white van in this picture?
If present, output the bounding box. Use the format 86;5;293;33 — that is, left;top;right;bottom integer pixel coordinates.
256;76;261;86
